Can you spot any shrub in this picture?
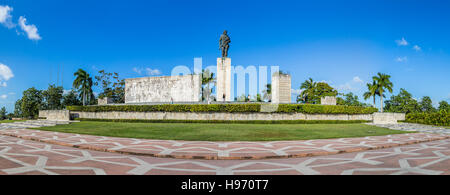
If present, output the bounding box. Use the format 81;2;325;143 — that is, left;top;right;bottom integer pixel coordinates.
67;104;378;114
275;104;378;114
406;111;450;126
75;118;371;124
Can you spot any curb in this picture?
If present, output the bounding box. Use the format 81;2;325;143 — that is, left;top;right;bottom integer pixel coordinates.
1;131;449;160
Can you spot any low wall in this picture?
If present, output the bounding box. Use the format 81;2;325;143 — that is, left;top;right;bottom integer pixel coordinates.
39;110;71;121
70;111;375;121
373;113;406;124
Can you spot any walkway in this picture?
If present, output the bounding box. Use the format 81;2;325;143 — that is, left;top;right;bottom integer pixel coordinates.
0;129;448;160
369;123;450;134
0;135;449;175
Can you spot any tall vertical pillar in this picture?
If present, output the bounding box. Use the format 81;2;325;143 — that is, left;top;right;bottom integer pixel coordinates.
217;58;232;102
272;73;292;104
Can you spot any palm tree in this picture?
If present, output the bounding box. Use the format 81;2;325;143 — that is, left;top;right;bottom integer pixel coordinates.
73;69;94;106
299;78;317;103
201;69;215;103
262;84;272;102
372;73;393;112
363;81;377;107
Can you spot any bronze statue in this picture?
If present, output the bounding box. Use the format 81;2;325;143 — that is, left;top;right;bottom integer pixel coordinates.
219;30;231;58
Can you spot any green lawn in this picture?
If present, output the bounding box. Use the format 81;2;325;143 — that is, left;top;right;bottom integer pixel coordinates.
33;121;411;141
0;120;25;124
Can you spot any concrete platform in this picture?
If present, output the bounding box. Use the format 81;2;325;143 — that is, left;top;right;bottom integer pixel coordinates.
0;135;449;175
0;129;447;160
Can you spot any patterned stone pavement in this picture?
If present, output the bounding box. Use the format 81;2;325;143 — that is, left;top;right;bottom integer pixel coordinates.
0;135;449;175
369;123;450;134
1;129;448;160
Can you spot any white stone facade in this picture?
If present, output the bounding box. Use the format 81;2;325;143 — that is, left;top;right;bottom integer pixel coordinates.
39;110;71;121
125;75;201;103
373;112;406;124
216;58;232;102
272;74;292;103
321;96;337;105
98;97;113;105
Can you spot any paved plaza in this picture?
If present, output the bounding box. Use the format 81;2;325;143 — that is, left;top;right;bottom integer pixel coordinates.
0;121;449;175
0;135;449;175
369;123;450;134
0;129;448;160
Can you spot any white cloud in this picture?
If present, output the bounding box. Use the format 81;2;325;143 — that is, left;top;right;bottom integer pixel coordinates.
395;56;408;62
0;82;6;87
317;80;332;84
353;76;364;84
0;94;7;99
396;37;409;46
0;5;14;28
146;68;161;76
0;63;14;81
336;83;353;91
413;45;422;52
133;67;162;76
132;67;142;75
18;16;42;41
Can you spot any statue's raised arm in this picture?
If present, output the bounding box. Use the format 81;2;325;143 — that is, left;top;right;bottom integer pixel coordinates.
219;30;231;58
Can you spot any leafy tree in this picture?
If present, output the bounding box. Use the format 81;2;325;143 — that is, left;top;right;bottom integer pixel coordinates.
438;101;450;112
256;94;262;102
95;70;114;99
373;73;393;112
338;92;366;107
112;72;125;103
201;69;215;103
298;78;317;103
6;113;14;119
62;89;82;107
73;69;94;106
384;88;421;114
297;79;337;104
262;84;272;102
419;96;436;113
312;82;338;104
42;84;64;110
14;99;22;118
0;107;7;120
363;82;377;107
94;70;125;104
20;87;43;119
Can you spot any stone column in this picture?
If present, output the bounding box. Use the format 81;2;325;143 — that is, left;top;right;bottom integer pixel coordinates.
217;58;232;102
272;73;292;104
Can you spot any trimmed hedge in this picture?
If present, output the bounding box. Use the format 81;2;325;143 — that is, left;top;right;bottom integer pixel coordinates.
275;104;378;114
406;111;450;127
75;118;371;124
67;104;261;113
67;104;378;115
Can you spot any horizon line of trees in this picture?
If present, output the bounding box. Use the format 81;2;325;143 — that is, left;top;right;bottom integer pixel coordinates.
9;69;125;119
295;72;449;113
4;70;449;120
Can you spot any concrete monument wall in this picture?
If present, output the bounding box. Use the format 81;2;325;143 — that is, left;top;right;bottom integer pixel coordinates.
70;111;376;121
125;75;201;103
216;58;232;102
321;96;337;105
272;74;292;103
98;97;113;105
373;113;406;124
39;110;71;121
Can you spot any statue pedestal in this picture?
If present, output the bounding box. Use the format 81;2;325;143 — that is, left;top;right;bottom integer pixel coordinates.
217;58;232;102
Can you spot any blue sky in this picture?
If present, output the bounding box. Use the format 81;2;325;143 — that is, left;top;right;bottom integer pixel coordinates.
1;0;449;112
